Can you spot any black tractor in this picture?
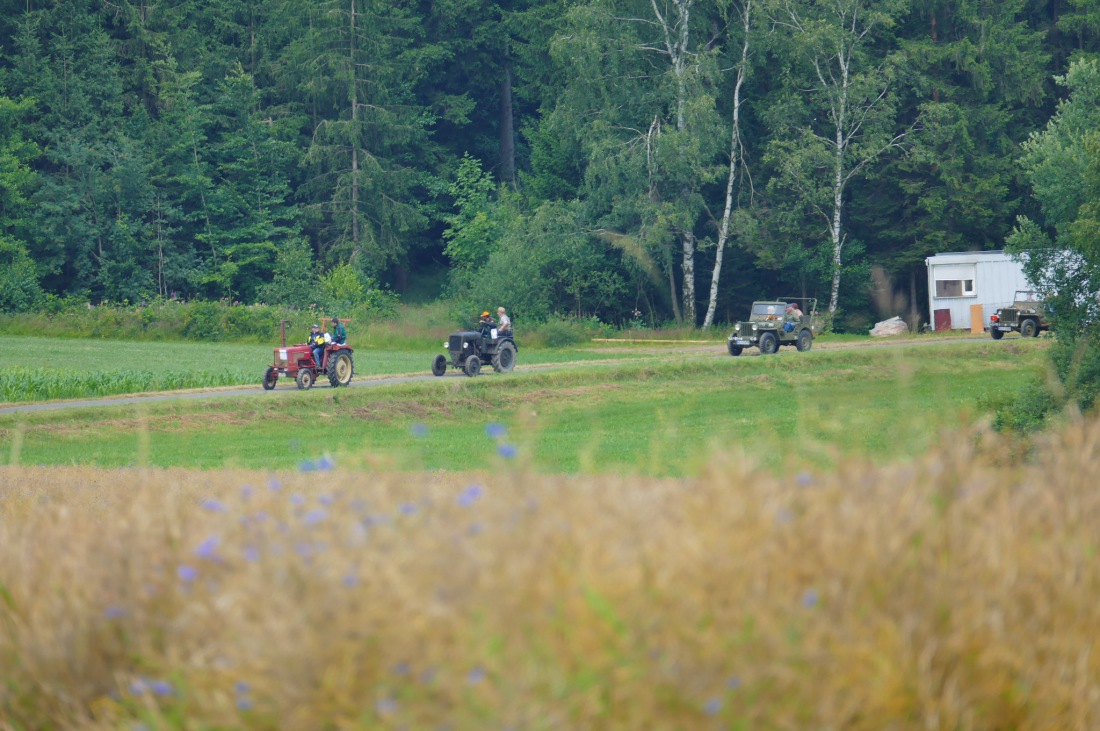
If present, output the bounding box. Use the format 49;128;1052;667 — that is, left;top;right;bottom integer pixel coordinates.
431;324;518;377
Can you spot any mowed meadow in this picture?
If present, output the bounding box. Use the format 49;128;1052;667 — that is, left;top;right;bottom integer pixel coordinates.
3;333;1097;729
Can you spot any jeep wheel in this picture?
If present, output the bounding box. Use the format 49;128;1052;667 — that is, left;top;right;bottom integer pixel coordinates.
295;368;315;390
262;367;278;390
492;341;516;373
727;340;743;357
432;354;448;377
796;329;813;352
1020;318;1038;338
327;351;354;387
463;355;481;377
759;331;778;355
990;328;1004;340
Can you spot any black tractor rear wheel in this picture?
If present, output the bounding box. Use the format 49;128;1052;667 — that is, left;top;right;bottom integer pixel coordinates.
327;351;354;387
990;328;1004;340
463;355;481;377
262;367;278;390
296;368;315;390
727;340;742;357
796;329;813;352
432;354;448;377
759;331;778;355
492;341;516;373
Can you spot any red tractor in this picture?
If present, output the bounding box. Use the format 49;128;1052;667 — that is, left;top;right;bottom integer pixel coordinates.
262;321;354;390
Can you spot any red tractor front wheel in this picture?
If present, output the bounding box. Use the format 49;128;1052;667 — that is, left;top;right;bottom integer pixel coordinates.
262;367;278;390
296;368;315;390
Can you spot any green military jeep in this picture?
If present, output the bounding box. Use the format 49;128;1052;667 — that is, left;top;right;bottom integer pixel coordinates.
987;290;1050;340
727;298;821;356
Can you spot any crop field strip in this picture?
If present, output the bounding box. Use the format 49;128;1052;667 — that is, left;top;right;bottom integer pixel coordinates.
1;410;1097;729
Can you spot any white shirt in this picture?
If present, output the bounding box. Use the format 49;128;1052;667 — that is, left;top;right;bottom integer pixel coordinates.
498;313;511;330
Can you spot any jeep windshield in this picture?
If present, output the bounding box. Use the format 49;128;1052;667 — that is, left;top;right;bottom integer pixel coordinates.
1014;290;1040;303
750;303;785;321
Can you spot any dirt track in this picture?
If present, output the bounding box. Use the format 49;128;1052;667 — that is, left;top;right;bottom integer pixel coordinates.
0;335;1000;416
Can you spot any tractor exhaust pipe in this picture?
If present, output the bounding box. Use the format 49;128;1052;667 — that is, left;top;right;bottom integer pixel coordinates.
280;320;288;347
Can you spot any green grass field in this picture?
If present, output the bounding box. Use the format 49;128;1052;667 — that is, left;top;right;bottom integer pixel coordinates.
0;338;1048;475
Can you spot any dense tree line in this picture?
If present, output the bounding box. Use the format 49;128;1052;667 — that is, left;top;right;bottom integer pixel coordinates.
1;0;1098;330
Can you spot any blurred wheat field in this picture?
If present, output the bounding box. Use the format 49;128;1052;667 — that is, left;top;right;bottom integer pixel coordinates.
1;415;1098;730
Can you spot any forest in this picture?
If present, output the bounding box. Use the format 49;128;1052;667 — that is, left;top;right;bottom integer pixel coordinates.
1;0;1099;331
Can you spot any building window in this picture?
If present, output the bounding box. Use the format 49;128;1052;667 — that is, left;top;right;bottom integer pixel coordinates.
935;278;975;298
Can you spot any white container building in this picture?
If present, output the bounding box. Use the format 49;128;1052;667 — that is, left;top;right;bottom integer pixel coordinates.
925;250;1032;331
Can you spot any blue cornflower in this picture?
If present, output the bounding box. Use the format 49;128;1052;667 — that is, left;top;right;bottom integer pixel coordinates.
342;572;359;588
235;681;251;695
177;564;198;583
319;494;335;506
411;423;428;437
726;676;742;690
267;477;282;491
399;502;418;516
302;508;327;525
194;535;221;560
241;486;253;499
316;455;336;471
467;667;486;684
243;546;260;563
201;499;227;512
485;423;507;439
236;697;253;711
376;697;398;715
392;662;411;676
129;679;147;695
704;697;723;716
802;589;819;608
150;680;173;697
457;484;483;507
796;471;813;487
290;494;306;506
497;444;517;459
104;605;127;619
298;460;316;472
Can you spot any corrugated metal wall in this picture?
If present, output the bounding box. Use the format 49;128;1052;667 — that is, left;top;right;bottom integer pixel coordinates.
926;252;1032;331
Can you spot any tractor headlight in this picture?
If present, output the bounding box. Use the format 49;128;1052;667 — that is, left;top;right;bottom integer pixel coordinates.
463;341;469;348
443;342;448;349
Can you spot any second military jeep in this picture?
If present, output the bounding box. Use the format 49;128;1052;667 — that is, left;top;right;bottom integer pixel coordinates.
987;290;1050;339
727;298;820;356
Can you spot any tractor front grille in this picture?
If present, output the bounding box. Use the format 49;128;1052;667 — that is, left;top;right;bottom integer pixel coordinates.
449;334;463;353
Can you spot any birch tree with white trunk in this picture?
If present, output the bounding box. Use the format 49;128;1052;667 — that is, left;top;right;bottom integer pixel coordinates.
767;0;909;314
703;0;754;329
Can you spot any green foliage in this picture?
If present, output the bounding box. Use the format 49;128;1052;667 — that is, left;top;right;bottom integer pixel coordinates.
441;154;504;269
0;236;44;312
257;239;316;309
1008;58;1100;416
448;200;634;324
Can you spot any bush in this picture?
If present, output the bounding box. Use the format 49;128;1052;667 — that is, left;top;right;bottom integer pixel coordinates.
0;298;397;344
989;378;1061;433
